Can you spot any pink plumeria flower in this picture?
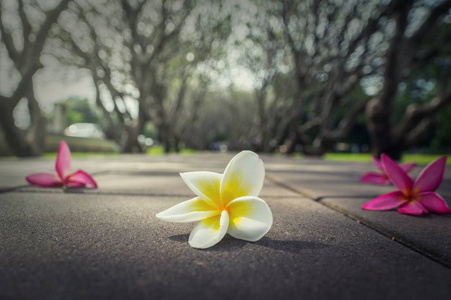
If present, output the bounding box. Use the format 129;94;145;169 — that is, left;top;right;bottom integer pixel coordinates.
26;140;98;189
361;156;416;185
362;154;450;216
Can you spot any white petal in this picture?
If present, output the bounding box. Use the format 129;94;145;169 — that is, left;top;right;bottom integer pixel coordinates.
220;151;265;206
180;171;222;208
226;196;273;242
156;197;220;223
189;210;229;249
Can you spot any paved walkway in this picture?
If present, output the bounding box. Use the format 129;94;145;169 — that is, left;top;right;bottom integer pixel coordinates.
1;153;450;299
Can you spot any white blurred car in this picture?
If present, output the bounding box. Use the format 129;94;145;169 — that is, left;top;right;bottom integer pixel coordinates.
64;123;105;139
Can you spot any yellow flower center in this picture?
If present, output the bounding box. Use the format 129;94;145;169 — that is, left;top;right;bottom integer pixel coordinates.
402;187;420;204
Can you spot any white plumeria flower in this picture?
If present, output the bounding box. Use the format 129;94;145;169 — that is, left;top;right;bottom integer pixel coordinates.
156;151;273;249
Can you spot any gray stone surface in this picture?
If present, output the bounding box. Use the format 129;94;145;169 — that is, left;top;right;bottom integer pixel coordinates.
265;158;451;267
1;154;297;197
1;153;451;299
1;193;451;299
0;154;232;190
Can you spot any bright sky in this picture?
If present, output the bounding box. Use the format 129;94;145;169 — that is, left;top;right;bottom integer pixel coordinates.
1;50;96;126
34;75;96;111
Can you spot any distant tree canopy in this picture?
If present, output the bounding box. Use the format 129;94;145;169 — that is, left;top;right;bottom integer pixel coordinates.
1;0;450;157
59;97;103;128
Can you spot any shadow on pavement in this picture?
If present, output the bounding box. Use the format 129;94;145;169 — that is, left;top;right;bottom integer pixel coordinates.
168;234;330;254
256;236;330;253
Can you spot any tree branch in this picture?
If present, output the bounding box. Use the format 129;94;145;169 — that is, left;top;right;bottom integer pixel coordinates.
408;0;451;49
324;100;367;141
32;0;72;62
394;92;451;139
0;2;19;62
18;0;32;57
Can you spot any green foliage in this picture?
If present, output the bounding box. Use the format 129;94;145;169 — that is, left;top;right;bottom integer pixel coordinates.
393;59;451;151
146;146;196;155
430;105;451;151
324;153;451;165
62;97;103;127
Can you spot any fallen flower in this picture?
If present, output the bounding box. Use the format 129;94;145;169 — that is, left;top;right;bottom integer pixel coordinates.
360;156;416;185
156;151;273;249
362;154;450;216
26;140;98;188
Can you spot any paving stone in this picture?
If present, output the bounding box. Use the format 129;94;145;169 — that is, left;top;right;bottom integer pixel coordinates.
265;159;451;267
320;196;451;267
14;174;298;198
264;158;451;199
2;153;298;198
1;192;451;299
0;153;234;190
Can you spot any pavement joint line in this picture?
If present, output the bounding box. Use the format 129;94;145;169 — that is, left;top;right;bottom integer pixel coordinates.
265;174;319;200
266;174;451;270
320;201;451;269
319;195;384;199
90;170;112;176
0;185;28;194
12;190;193;198
9;189;303;200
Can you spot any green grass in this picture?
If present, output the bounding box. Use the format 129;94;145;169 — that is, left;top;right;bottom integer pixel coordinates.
146;146;196;156
402;154;451;166
324;153;373;162
324;153;451;165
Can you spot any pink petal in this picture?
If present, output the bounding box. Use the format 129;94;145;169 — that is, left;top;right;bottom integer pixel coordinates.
56;140;71;180
360;172;391;185
413;157;447;193
397;201;428;216
419;192;451;214
362;191;405;210
26;173;63;187
400;162;416;173
66;170;98;188
382;154;413;193
372;156;384;172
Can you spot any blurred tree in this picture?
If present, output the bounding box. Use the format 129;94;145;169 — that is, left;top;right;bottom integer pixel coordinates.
278;0;386;156
238;1;295;152
391;60;451;153
174;86;231;150
366;0;451;159
50;0;144;150
145;2;232;153
236;0;385;155
52;0;232;153
431;105;451;152
0;0;71;156
239;0;451;157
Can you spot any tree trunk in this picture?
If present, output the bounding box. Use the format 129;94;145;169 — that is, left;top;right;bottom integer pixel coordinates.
302;145;327;157
120;120;143;153
285;132;300;154
159;124;171;154
0;101;33;157
26;88;46;156
365;97;402;159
